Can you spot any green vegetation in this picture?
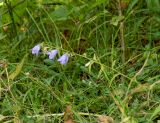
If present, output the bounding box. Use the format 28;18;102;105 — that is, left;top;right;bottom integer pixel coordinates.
0;0;160;122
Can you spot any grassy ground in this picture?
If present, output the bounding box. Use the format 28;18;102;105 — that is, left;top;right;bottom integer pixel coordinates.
0;0;160;123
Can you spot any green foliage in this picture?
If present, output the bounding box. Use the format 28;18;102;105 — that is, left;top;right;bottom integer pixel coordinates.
0;0;160;122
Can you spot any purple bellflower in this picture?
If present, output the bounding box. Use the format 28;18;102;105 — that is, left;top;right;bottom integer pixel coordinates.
32;44;41;55
47;50;58;59
58;54;69;65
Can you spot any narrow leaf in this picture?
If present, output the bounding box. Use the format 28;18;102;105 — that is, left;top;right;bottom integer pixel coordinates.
149;104;160;121
9;55;27;80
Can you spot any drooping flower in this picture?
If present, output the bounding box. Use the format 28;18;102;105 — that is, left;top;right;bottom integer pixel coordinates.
57;54;69;65
47;50;58;59
31;44;41;55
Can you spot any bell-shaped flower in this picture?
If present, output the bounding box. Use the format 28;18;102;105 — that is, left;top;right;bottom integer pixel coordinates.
57;54;69;65
47;50;58;59
32;44;41;55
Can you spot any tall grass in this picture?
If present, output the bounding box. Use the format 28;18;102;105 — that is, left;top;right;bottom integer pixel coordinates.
0;0;160;122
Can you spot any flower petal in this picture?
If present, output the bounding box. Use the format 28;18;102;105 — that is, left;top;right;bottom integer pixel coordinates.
32;44;41;55
48;50;58;59
57;54;69;65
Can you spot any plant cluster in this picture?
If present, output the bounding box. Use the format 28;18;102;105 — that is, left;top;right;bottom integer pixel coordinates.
31;44;69;65
0;0;160;123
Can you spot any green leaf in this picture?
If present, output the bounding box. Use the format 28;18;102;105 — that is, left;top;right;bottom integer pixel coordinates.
110;15;124;26
126;0;139;14
43;59;55;65
149;104;160;121
9;54;27;80
90;0;108;9
0;33;6;40
0;1;4;6
50;6;69;21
